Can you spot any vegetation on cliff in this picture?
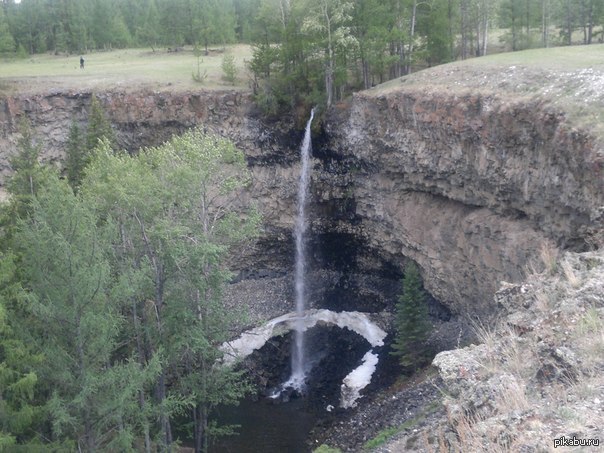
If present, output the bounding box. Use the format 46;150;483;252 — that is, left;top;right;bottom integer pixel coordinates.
0;126;259;451
391;261;432;373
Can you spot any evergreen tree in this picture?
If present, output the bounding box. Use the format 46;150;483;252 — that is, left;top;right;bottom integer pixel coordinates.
390;261;432;372
221;52;237;84
65;122;85;190
0;252;43;448
4;119;55;228
83;130;259;452
136;0;161;50
0;6;15;53
15;177;159;451
86;94;115;153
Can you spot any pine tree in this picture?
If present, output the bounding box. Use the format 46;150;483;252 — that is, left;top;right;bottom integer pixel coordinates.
390;261;432;372
15;177;159;451
0;7;15;54
65;121;85;190
86;94;115;153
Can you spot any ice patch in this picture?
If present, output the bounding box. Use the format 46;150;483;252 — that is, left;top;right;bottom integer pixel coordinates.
340;351;380;408
219;308;386;365
219;309;387;408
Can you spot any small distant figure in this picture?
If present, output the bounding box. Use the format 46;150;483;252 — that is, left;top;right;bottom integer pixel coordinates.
80;56;85;69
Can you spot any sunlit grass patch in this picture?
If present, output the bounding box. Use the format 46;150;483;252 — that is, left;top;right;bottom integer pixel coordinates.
0;44;253;93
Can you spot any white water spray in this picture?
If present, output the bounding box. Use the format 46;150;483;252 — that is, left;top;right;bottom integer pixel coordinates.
289;108;315;390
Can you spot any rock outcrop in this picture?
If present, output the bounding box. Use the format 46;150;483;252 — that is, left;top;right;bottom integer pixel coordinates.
324;88;603;315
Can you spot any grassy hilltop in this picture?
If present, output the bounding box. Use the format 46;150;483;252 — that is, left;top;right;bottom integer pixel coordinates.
371;43;604;141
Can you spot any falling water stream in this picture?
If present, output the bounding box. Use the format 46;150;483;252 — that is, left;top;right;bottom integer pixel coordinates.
288;108;315;391
211;109;394;451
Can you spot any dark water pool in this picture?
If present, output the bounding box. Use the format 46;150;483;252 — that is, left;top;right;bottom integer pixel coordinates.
210;397;316;453
205;325;388;452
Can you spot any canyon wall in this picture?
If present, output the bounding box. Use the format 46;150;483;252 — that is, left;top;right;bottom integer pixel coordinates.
324;89;603;315
1;86;602;318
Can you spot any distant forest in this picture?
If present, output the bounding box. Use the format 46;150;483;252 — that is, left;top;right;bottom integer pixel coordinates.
1;0;603;110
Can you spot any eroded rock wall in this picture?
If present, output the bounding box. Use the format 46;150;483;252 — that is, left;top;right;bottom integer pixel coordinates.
324;90;603;315
1;86;602;319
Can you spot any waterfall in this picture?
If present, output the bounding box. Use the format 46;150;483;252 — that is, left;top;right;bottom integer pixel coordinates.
290;108;314;390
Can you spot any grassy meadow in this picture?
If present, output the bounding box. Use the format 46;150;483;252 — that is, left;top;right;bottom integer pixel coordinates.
0;44;253;94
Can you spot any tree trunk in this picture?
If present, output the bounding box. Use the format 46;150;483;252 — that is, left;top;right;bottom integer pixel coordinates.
565;1;572;45
447;0;454;59
587;1;594;44
156;371;172;449
323;2;334;107
362;58;370;90
406;0;417;74
542;0;549;47
482;17;488;56
132;299;152;453
460;0;468;58
76;316;96;452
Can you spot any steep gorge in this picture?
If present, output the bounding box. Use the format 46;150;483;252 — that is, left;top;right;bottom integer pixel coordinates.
0;79;602;323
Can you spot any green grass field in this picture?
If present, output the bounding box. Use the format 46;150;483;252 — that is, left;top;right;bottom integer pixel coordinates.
0;44;253;94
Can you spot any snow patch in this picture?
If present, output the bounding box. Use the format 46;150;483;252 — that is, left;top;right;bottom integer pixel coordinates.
340;351;380;408
219;309;387;408
219;309;386;365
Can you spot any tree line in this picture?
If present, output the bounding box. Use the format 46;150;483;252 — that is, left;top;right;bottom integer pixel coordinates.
246;0;604;112
0;102;260;452
1;0;603;111
0;0;242;55
1;0;601;55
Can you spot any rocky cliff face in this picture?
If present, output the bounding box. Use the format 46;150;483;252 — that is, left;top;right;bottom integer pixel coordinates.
324;89;603;315
1;82;602;319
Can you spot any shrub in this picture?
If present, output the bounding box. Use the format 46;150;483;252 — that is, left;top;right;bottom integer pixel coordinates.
221;53;237;85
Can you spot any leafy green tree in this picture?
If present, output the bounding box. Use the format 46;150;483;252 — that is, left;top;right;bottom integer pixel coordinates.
83;130;259;452
302;0;357;107
390;261;432;372
15;176;159;451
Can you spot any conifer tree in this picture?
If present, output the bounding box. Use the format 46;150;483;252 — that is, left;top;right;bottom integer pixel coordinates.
86;94;115;153
0;252;43;448
83;130;259;452
3;118;54;232
390;261;432;372
16;177;159;451
8;119;42;203
65;121;85;190
0;7;15;54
